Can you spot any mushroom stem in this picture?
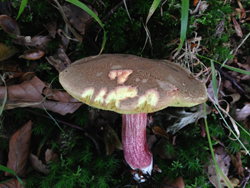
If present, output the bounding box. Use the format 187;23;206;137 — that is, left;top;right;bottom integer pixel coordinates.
122;113;153;175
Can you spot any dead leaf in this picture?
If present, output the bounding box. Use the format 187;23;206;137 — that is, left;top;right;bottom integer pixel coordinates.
13;35;51;50
46;48;72;72
5;120;33;177
207;154;233;188
230;151;244;178
0;76;82;115
103;124;123;155
19;49;45;60
0;15;20;36
235;102;250;121
153;104;210;134
0;179;25;188
53;0;83;42
232;17;243;38
45;22;57;38
193;0;199;6
152;126;168;138
0;43;18;61
199;1;209;14
161;176;185;188
237;63;250;80
63;3;98;35
215;20;224;38
29;153;49;174
45;149;59;163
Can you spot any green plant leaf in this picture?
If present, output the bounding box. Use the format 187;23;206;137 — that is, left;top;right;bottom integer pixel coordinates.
178;0;189;50
0;165;25;186
211;60;218;101
204;103;222;188
197;54;250;75
16;0;28;20
66;0;106;54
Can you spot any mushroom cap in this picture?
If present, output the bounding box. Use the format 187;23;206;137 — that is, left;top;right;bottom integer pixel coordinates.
59;54;207;114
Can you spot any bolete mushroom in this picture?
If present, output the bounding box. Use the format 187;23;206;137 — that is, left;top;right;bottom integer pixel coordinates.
59;54;207;177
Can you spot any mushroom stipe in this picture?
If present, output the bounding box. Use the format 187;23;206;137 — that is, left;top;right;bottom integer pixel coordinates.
59;54;207;178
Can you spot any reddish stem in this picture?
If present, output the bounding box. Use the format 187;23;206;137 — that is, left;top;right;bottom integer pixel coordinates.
122;113;153;174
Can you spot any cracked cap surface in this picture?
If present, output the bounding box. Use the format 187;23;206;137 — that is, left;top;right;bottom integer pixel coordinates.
59;54;207;114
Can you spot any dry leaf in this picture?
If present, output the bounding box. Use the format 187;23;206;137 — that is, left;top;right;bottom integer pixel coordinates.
5;120;33;177
45;22;57;38
46;48;72;72
235;102;250;121
63;4;98;35
207;154;233;188
53;0;83;42
13;35;51;50
232;17;243;38
19;49;45;60
103;124;123;155
0;15;20;36
161;176;185;188
29;153;49;174
230;151;244;178
0;43;18;61
45;149;59;163
193;0;199;6
0;179;25;188
0;76;82;115
152;126;168;138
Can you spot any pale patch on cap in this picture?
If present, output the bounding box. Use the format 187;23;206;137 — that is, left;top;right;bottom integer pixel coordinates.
80;87;95;104
108;70;133;84
136;89;159;112
93;88;108;107
105;86;138;110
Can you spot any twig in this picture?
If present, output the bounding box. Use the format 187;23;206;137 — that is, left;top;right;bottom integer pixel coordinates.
214;64;246;94
95;1;124;30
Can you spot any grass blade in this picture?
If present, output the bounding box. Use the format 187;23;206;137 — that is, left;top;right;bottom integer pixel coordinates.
16;0;28;20
66;0;107;54
211;60;218;101
178;0;189;51
0;165;25;186
204;103;222;188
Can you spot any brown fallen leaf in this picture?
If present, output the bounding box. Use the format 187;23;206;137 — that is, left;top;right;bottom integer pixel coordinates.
45;149;59;163
0;15;20;36
230;151;244;178
232;17;243;38
152;126;169;138
103;124;123;155
19;49;45;60
207;154;233;188
46;48;72;72
235;102;250;121
0;43;18;61
53;0;83;42
29;153;49;174
5;120;33;177
45;21;57;38
13;35;51;50
63;3;98;35
161;176;185;188
0;76;82;115
0;179;25;188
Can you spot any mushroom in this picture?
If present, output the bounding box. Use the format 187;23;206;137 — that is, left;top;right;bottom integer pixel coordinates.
59;54;207;177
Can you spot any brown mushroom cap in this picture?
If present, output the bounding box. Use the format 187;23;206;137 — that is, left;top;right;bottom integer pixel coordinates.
59;54;207;114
